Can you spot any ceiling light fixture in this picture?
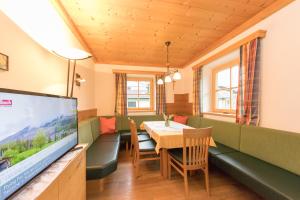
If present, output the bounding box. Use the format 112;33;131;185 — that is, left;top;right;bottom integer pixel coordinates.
157;41;181;85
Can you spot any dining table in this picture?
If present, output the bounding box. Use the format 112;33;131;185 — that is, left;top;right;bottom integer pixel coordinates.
142;121;216;179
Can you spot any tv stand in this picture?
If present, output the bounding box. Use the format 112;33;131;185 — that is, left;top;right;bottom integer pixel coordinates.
10;144;88;200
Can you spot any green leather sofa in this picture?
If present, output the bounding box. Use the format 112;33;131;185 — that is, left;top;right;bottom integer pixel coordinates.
78;115;163;180
197;117;300;200
78;117;120;180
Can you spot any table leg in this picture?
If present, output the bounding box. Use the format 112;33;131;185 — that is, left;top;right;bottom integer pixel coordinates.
161;148;168;179
160;149;163;176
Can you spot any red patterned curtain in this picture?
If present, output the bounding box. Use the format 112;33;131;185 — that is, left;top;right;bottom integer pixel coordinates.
193;67;202;116
236;38;261;126
155;75;166;115
115;73;127;116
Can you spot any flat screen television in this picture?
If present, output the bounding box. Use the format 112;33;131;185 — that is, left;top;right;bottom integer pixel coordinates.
0;88;78;199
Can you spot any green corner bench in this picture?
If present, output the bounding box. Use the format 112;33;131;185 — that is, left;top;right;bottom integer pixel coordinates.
198;118;300;200
78;115;163;181
79;115;300;200
78;118;120;180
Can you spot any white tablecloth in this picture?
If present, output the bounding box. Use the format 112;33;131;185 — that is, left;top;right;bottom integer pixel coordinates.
143;121;216;153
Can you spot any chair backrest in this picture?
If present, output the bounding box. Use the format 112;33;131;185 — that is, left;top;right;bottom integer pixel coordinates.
182;127;212;169
129;119;140;156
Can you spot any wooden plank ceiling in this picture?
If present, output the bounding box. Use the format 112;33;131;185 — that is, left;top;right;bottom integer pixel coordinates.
58;0;276;67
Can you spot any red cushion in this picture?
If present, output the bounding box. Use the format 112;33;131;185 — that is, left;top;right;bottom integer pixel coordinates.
173;115;188;125
99;117;116;134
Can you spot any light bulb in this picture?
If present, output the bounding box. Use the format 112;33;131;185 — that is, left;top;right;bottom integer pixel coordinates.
157;79;164;85
164;75;172;83
173;71;182;80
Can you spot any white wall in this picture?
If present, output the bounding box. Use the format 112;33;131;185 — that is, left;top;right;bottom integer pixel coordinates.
0;12;95;110
179;1;300;133
94;64;173;116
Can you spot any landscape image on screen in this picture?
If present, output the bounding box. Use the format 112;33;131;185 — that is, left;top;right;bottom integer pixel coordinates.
0;91;78;199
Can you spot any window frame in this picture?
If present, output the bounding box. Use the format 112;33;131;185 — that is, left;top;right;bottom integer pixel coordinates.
211;58;240;114
127;77;154;112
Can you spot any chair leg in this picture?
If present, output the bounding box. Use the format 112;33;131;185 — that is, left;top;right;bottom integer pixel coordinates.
135;157;140;178
99;179;104;192
132;151;136;166
130;143;133;156
168;155;171;179
183;170;189;198
125;142;129;156
204;167;210;196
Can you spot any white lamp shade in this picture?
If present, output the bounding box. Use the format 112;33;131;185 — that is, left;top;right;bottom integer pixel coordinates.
164;75;172;83
157;78;164;85
53;47;91;60
173;71;182;80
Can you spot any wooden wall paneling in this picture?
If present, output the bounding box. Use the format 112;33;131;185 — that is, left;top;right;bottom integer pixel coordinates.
186;0;294;68
50;0;98;62
174;93;189;103
56;0;282;67
166;94;192;115
78;108;97;122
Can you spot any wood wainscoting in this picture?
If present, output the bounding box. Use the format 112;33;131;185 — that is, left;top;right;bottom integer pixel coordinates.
78;108;97;122
166;94;193;115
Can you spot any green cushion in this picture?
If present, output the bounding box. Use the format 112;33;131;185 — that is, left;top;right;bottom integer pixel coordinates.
240;125;300;176
201;118;241;150
115;115;164;131
209;142;237;156
139;139;156;152
216;152;300;200
86;138;119;180
116;116;130;131
89;117;100;140
187;116;201;128
78;120;94;148
131;115;164;128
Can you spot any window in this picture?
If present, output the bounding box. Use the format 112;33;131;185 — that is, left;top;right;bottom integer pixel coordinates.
127;78;154;111
212;59;239;113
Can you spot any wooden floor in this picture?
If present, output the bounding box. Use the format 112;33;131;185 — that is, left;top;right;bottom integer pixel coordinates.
87;150;262;200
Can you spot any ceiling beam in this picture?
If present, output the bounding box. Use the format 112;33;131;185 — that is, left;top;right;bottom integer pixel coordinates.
184;0;294;68
50;0;98;62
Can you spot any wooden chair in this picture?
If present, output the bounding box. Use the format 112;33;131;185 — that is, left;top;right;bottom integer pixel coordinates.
129;119;160;178
167;127;212;197
128;118;151;156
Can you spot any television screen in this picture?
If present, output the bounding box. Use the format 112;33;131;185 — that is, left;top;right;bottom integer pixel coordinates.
0;89;78;199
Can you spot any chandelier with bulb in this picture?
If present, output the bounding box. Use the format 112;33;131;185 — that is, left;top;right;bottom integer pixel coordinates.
157;41;182;85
